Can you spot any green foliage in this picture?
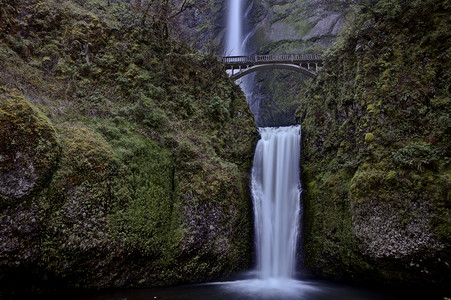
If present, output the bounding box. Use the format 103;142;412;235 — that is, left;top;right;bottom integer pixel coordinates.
0;88;60;205
125;93;169;129
391;142;443;172
0;0;18;38
0;0;257;295
374;0;402;20
107;132;175;257
297;0;450;287
208;95;230;122
364;132;374;143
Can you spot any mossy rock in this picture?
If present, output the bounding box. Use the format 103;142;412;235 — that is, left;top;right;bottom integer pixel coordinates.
298;0;450;287
58;123;116;184
0;88;60;203
0;0;258;294
364;132;375;143
350;166;447;258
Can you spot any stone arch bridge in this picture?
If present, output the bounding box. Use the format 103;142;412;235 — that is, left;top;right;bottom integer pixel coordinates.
222;54;322;80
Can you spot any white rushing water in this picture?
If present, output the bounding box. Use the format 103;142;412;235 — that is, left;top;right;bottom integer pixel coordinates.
226;0;243;56
222;1;311;297
251;125;302;279
225;0;263;125
225;0;264;125
216;126;312;299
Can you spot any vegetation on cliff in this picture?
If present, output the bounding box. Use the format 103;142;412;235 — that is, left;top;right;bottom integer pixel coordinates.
297;0;450;288
0;0;256;297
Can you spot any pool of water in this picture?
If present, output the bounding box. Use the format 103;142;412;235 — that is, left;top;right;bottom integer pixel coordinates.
69;277;444;300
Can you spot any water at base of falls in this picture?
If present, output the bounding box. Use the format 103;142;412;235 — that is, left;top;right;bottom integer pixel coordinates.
70;276;431;300
215;276;317;300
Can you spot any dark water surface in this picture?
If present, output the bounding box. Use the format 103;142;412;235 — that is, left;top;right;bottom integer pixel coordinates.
69;278;445;300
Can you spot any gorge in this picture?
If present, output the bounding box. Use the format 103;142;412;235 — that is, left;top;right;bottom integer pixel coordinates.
0;0;450;299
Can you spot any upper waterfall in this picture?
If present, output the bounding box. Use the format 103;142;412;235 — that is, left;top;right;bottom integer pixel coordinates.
226;0;244;56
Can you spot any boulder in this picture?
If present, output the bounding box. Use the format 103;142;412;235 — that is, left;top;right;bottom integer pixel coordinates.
0;88;60;203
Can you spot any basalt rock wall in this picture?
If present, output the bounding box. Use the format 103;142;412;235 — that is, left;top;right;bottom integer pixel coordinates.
297;0;450;289
0;0;257;297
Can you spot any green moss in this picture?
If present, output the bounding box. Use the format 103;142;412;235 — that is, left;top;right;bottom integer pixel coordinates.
364;133;375;143
298;0;450;288
0;88;60;204
295;20;316;38
61;124;115;177
0;0;257;294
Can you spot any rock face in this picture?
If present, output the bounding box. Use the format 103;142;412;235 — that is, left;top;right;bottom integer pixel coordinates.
350;169;445;260
297;0;450;289
352;198;441;259
0;1;257;297
250;1;345;45
170;0;227;51
243;0;347;126
0;89;60;201
302;13;342;40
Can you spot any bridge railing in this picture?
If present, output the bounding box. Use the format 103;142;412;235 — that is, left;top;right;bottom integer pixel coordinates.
222;53;322;64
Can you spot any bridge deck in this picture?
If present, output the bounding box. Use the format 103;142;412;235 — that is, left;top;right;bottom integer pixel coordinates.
222;54;322;68
221;53;322;80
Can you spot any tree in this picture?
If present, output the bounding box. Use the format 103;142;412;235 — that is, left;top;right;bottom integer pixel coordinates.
129;0;207;50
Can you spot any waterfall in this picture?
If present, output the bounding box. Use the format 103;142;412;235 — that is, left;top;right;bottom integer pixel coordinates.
225;0;304;284
218;126;311;299
225;0;303;281
251;125;302;279
226;0;244;56
219;2;316;297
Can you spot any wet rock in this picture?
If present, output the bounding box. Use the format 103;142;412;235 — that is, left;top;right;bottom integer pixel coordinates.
351;196;443;259
269;21;299;41
303;14;342;40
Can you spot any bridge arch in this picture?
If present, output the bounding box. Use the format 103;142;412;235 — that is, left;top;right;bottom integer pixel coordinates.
222;54;322;80
229;63;317;80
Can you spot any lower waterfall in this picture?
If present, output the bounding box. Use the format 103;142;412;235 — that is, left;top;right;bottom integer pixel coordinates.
251;125;302;279
216;125;317;299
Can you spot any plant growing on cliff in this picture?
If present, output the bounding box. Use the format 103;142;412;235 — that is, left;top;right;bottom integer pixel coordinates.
391;143;443;172
0;0;257;297
297;0;450;288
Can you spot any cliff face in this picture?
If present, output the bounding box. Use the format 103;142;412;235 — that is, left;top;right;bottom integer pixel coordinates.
297;0;450;288
0;0;256;296
247;0;345;49
244;0;348;126
169;0;227;51
172;0;348;126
